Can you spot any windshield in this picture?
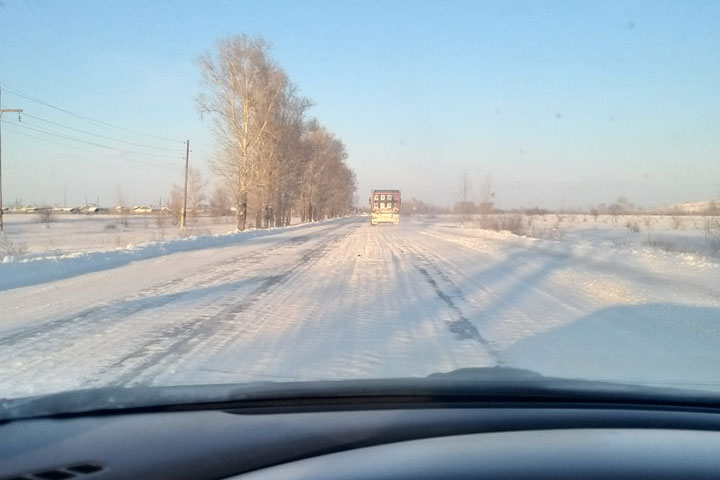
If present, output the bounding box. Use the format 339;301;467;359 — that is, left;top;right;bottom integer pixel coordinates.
1;0;719;410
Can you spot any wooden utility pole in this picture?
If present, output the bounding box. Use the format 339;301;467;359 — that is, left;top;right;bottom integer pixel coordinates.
0;85;23;232
180;140;189;230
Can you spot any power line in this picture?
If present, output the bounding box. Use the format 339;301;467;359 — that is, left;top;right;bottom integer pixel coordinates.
21;113;183;152
0;84;185;144
1;126;178;169
2;123;180;169
3;126;102;154
188;146;209;156
5;120;182;159
1;119;184;160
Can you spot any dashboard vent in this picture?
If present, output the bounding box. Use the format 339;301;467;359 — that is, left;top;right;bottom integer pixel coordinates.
2;463;104;480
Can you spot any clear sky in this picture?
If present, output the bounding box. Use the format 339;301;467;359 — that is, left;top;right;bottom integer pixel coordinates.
1;0;719;209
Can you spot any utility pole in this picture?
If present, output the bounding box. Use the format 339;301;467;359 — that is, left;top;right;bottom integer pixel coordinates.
180;140;189;230
0;85;23;232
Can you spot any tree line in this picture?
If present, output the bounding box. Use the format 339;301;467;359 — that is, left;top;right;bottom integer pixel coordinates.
195;34;356;231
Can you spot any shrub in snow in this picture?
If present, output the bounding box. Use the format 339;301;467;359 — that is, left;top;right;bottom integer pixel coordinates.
503;215;526;235
530;224;565;241
704;217;720;257
626;220;640;233
646;234;678;252
0;238;29;258
38;209;55;226
610;235;630;249
478;214;527;236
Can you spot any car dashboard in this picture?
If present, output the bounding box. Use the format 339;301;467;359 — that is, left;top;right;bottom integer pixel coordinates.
4;396;720;479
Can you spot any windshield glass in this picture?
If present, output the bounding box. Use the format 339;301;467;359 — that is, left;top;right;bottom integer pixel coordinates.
1;0;719;408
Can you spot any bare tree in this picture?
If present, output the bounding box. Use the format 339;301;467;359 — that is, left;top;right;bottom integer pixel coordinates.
197;34;356;230
253;89;311;228
38;208;54;226
168;185;184;225
459;167;473;203
211;184;231;217
476;174;495;229
116;185;129;227
477;174;495;214
187;166;207;216
299;121;354;222
455;167;474;223
197;35;288;231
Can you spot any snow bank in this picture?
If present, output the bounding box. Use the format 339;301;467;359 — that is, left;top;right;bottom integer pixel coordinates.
0;218;344;291
420;214;720;274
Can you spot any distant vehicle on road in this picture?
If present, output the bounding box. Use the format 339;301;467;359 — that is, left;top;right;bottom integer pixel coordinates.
370;189;400;225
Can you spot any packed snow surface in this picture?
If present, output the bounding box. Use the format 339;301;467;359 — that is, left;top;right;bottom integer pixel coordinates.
1;215;720;400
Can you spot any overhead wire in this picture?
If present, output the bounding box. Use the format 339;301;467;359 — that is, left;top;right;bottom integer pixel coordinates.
1;120;182;169
0;83;186;144
0;83;192;196
2;124;103;154
2;119;184;160
1;125;178;169
21;113;184;152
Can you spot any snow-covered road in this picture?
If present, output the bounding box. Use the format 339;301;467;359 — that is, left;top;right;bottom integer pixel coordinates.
2;216;720;399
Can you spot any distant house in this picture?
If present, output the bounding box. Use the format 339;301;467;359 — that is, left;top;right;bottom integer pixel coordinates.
81;204;105;214
666;201;717;215
52;206;81;213
132;205;152;214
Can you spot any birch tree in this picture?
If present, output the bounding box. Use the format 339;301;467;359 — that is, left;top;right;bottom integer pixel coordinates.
265;93;312;227
197;34;356;229
197;35;287;230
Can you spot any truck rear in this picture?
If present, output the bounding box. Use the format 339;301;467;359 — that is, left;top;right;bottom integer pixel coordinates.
370;189;401;225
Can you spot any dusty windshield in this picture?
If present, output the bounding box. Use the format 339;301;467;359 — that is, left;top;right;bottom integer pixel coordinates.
1;1;719;404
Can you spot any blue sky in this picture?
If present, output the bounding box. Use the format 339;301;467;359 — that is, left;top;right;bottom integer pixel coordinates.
1;0;719;209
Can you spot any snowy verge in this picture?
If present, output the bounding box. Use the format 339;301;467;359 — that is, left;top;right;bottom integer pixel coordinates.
0;217;351;292
422;222;720;275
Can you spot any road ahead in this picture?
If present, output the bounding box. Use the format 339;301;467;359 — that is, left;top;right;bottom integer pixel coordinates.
2;216;720;398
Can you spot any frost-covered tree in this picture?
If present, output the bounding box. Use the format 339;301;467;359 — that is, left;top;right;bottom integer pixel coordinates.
197;34;356;230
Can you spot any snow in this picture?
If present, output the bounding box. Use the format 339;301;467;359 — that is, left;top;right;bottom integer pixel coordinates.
1;214;720;400
0;214;327;291
0;213;303;259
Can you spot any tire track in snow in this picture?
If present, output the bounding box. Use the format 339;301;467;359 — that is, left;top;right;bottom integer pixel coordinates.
104;221;361;387
398;238;502;365
410;226;591;344
0;221;357;396
413;263;489;345
0;223;337;348
119;219;499;385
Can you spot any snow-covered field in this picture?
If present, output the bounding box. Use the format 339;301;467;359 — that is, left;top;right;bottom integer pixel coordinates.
1;214;720;400
0;213;286;260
